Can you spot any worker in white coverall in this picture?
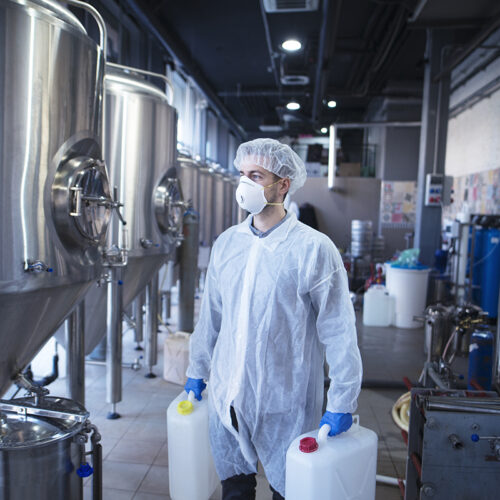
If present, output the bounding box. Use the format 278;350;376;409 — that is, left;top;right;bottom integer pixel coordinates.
185;138;362;499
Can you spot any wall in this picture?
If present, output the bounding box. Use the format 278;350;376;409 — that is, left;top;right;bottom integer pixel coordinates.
443;28;500;219
291;177;381;253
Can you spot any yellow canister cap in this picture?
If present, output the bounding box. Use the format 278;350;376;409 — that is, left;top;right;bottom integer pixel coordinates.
177;400;194;415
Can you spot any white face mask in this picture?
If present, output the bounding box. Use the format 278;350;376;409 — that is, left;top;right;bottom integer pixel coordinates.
235;176;283;215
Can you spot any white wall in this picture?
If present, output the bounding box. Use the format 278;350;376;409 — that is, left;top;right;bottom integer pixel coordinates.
445;87;500;177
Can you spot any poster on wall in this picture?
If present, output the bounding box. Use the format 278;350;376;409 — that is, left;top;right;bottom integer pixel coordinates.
380;181;417;228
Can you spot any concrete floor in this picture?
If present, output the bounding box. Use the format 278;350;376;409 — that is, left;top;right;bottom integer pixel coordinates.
40;300;428;500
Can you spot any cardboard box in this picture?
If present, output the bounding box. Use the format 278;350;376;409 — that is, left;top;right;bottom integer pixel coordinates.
338;162;361;177
163;331;191;385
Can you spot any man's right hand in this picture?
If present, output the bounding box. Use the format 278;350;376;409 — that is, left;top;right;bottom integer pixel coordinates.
184;378;207;401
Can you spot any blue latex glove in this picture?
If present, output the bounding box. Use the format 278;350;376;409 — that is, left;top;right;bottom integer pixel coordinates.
184;377;207;401
319;412;353;437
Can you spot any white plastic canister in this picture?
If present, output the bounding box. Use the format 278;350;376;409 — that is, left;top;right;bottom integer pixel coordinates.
385;265;430;328
362;285;394;326
285;416;378;500
167;390;219;500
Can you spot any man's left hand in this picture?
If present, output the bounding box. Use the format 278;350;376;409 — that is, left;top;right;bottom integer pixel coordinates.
319;412;353;436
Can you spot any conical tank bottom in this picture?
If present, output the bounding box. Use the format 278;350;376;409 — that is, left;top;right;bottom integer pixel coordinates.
0;282;92;397
56;254;167;355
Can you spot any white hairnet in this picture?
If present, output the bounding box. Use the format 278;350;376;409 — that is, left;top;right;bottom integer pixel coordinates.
234;138;307;194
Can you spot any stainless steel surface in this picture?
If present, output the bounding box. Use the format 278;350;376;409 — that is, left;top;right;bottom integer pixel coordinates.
133;291;145;344
0;396;91;499
106;268;123;407
406;389;500;500
56;64;178;355
65;302;86;405
0;0;109;396
198;163;215;246
145;274;160;375
424;304;451;362
177;155;201;211
223;173;235;231
212;168;226;239
351;220;373;258
178;211;200;333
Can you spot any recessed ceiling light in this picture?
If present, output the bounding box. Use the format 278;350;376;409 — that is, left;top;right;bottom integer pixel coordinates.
286;101;300;110
282;39;302;52
327;100;337;108
321;127;328;134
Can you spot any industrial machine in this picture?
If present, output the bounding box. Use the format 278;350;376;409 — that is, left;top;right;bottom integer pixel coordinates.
405;389;500;500
0;0;110;497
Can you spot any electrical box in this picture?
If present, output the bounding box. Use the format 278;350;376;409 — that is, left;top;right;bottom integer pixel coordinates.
425;173;453;207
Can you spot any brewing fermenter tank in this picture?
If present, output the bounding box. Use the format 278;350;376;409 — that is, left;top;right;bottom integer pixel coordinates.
0;0;112;397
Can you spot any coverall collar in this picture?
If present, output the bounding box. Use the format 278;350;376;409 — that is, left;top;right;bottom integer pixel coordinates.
237;211;298;250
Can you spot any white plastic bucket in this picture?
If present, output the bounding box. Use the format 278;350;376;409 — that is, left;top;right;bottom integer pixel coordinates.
167;390;219;500
285;416;378;500
386;265;430;328
363;285;394;327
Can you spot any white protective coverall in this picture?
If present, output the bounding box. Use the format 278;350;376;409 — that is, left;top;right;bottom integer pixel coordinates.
187;212;362;496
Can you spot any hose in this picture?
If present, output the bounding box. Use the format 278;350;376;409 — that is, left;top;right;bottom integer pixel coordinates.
391;391;411;432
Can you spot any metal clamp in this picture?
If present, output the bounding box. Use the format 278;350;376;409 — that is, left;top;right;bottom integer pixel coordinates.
0;401;88;423
70;186;83;216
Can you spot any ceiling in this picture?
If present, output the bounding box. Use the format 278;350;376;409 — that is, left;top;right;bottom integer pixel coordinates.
132;0;500;138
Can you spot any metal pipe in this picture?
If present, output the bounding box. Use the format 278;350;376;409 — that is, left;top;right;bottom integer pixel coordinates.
312;0;343;124
121;0;245;139
133;291;145;346
178;210;200;333
433;14;500;82
427;364;449;389
334;121;421;129
106;268;123;419
145;273;160;378
407;0;428;23
425;402;500;414
92;443;103;500
66;0;107;58
258;0;280;89
106;62;174;104
65;302;85;406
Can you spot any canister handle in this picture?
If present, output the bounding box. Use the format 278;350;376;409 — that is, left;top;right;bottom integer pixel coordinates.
106;62;174;104
317;415;360;445
65;1;108;58
187;390;196;404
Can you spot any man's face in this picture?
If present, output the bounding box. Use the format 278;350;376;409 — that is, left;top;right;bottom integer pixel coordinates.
238;162;289;204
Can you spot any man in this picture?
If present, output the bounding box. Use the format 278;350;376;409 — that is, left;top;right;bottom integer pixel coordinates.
185;138;362;499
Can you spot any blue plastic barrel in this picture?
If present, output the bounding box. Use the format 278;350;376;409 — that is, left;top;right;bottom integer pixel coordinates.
468;329;494;390
479;229;500;317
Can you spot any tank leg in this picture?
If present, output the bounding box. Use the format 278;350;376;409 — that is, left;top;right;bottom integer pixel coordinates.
145;273;159;378
106;268;123;419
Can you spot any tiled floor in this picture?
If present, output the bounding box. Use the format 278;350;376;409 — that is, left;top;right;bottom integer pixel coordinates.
40;299;429;500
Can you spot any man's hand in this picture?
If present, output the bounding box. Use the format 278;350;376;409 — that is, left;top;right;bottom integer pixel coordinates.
184;378;207;401
319;412;352;436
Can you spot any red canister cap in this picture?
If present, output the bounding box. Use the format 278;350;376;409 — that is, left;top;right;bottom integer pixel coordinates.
299;437;318;453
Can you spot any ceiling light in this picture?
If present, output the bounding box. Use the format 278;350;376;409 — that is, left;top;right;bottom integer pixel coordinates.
327;100;337;108
286;101;300;111
282;39;302;52
320;127;328;134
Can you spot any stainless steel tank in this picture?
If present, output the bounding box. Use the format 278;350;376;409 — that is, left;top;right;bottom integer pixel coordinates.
198;162;215;246
212;167;226;239
0;0;111;396
0;394;101;500
222;172;235;231
76;64;179;354
177;154;200;211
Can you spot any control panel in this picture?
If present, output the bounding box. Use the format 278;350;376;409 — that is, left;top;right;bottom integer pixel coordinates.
425;173;453;207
